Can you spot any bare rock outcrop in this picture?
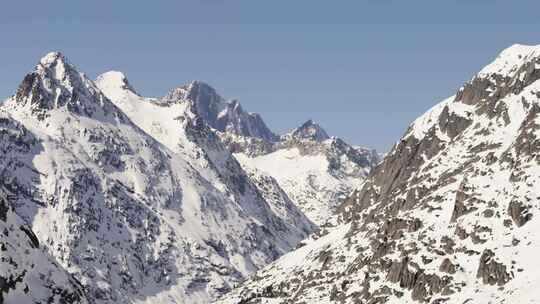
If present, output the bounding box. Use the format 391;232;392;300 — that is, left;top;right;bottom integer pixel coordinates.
476;249;512;286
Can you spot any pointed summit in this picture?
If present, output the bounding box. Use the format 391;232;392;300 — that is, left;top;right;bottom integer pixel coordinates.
38;51;66;67
161;80;223;124
11;52;117;120
478;43;540;77
287;119;330;142
160;81;278;141
162;80;220;105
34;52;82;86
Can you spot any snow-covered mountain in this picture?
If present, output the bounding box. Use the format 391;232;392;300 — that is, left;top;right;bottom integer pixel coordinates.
226;118;380;226
207;95;380;227
217;44;540;303
159;79;278;142
0;52;314;304
95;71;314;236
0;191;86;303
235;134;379;226
96;72;380;227
282;119;330;142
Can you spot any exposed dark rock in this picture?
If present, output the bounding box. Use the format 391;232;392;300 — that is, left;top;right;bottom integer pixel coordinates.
455;77;494;106
438;105;472;139
286;119;330;142
483;209;494;218
216;44;540;304
163;81;278;142
507;201;532;227
454;226;468;240
439;258;456;274
386;257;451;302
476;249;511;286
0;197;8;222
380;218;423;240
456;54;540;110
450;179;476;222
440;236;455;255
19;225;39;249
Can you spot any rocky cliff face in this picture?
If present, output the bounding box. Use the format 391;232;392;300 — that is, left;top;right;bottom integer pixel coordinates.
217;44;540;304
96;71;380;228
160;80;278;142
0;53;315;304
96;71;315;239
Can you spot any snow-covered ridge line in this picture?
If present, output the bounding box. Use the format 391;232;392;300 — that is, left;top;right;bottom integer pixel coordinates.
478;43;540;77
95;68;380;228
407;43;540;143
0;51;315;304
217;43;540;304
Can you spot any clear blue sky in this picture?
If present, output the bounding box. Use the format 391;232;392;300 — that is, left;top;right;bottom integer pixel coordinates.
1;1;539;151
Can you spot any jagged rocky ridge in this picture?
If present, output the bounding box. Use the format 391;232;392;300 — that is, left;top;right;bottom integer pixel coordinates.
282;119;330;142
0;53;315;303
160;80;278;142
217;44;540;303
96;71;380;227
234;135;379;226
220;117;379;227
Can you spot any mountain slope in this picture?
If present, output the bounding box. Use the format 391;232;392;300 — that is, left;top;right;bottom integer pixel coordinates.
0;191;87;304
1;53;313;304
235;135;379;226
217;44;540;303
95;71;314;237
282;119;330;142
96;72;379;227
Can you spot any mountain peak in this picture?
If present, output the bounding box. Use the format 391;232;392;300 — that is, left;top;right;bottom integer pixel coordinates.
96;71;139;98
39;51;65;67
188;79;212;89
35;51;76;83
219;43;540;304
161;81;277;141
184;80;219;102
11;52;117;120
287;119;330;141
162;80;220;105
478;43;540;77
